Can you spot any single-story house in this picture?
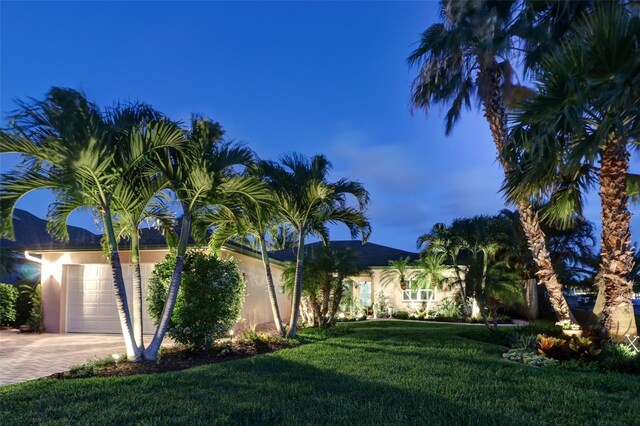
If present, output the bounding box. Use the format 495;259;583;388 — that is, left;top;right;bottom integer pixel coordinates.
4;209;482;334
3;209;292;333
270;240;459;316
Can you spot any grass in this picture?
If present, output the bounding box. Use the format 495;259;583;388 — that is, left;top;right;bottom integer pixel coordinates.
1;321;639;425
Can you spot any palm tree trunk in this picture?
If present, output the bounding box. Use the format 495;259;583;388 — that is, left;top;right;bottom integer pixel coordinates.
259;237;284;336
145;214;191;360
131;232;144;353
286;233;305;337
599;141;637;342
102;210;141;360
479;62;574;322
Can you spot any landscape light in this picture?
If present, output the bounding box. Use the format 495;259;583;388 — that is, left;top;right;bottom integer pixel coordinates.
112;353;120;367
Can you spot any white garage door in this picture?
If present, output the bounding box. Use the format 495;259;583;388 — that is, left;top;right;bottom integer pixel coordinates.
66;264;156;334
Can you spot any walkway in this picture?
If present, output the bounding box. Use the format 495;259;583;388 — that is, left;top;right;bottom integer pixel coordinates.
1;330;127;386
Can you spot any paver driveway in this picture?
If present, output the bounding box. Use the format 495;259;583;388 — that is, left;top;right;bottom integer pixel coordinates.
0;330;126;386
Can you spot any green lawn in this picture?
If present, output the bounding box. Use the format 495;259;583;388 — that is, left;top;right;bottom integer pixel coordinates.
2;321;638;425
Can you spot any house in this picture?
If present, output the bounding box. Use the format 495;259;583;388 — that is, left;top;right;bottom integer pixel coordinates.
270;240;459;316
3;209;291;333
4;210;465;334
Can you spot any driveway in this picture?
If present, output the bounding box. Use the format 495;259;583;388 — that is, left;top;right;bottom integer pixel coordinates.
0;330;127;386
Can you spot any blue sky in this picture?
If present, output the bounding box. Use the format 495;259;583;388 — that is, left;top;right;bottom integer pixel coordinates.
1;1;637;252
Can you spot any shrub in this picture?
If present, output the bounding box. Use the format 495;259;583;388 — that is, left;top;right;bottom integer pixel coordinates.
147;250;245;350
429;300;462;319
599;344;640;375
25;284;44;332
502;348;557;368
509;330;537;349
393;310;410;320
0;283;19;326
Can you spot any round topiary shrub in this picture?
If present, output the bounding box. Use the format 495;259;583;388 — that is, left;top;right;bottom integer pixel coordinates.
147;250;245;350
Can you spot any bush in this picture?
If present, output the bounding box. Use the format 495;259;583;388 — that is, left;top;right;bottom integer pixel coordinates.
502;348;558;368
599;344;640;375
429;300;462;320
0;283;19;326
26;284;44;332
393;310;410;320
147;250;245;350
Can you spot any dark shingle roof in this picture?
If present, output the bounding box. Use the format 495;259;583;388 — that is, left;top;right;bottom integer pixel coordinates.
268;240;419;268
1;209;102;251
2;209;260;257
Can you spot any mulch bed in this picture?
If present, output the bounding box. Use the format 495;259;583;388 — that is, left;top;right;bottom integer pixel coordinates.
43;340;295;380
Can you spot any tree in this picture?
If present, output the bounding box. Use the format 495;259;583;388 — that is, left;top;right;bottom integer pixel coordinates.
408;0;575;321
260;154;371;337
0;88;183;359
505;4;639;341
381;256;415;290
195;178;287;336
144;116;269;359
282;245;367;328
417;223;469;315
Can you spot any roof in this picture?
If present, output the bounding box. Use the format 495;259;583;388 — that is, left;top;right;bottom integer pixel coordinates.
1;209;263;260
268;240;419;268
1;209;102;251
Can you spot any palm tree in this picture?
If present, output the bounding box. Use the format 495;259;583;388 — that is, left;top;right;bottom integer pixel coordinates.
144;116;269;359
381;256;414;291
260;154;371;337
0;88;183;360
505;4;639;341
408;0;575;321
413;252;449;311
195;179;287;336
282;245;367;327
417;223;469;315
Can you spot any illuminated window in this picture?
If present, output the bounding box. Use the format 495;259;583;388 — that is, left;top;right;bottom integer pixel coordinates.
402;288;436;302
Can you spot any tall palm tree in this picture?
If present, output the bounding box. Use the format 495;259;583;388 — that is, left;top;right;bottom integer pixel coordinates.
260;154;371;337
195;180;287;336
144;116;269;359
505;4;639;341
0;88;183;359
408;0;575;321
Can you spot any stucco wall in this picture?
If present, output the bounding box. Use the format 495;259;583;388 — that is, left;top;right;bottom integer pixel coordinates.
349;268;460;314
39;249;289;333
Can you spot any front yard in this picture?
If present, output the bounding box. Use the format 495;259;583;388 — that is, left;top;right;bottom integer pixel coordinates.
1;321;638;425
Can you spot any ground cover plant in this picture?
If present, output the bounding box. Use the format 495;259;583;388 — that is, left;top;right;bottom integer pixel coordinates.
2;321;639;425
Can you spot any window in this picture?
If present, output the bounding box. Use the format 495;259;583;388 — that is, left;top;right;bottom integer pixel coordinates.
358;281;372;307
402;288;436;302
278;286;285;295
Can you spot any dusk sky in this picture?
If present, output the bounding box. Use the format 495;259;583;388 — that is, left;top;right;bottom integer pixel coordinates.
1;1;638;252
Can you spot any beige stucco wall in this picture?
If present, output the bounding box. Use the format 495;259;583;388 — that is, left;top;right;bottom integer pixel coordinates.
38;248;289;333
348;268;459;314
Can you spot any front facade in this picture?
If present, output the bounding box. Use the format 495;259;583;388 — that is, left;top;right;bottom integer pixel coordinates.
345;268;458;317
34;247;291;334
270;240;459;317
5;209;291;334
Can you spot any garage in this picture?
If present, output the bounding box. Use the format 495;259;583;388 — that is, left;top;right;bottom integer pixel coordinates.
66;264;156;333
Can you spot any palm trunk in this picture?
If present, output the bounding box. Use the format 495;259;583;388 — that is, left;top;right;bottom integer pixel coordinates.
599;141;637;342
479;62;574;322
588;272;605;327
452;256;470;316
286;233;305;337
102;209;141;360
145;214;191;360
259;237;284;336
131;232;144;353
